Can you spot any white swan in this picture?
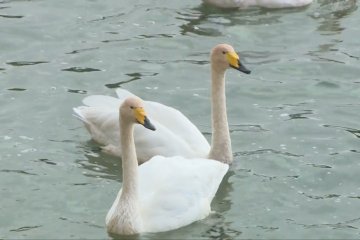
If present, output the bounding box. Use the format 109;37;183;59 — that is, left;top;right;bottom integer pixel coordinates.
73;44;250;164
106;97;229;235
202;0;313;9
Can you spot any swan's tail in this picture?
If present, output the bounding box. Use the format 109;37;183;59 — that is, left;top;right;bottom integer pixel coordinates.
82;95;122;108
79;89;135;108
115;88;137;100
73;107;90;124
73;105;119;145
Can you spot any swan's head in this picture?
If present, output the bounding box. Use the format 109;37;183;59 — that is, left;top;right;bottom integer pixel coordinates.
211;44;251;74
120;97;156;131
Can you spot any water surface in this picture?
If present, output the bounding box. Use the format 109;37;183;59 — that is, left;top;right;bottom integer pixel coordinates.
1;0;359;239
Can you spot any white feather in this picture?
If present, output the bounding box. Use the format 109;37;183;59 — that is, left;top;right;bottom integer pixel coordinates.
106;156;229;233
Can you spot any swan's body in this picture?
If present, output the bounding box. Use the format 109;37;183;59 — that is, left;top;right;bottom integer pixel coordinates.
74;44;250;164
106;155;229;234
74;89;210;163
203;0;313;8
105;97;229;235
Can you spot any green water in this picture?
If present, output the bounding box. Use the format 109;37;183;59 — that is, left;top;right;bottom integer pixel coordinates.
1;0;359;239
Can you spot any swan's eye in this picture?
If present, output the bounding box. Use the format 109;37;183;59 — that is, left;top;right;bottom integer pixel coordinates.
222;51;226;54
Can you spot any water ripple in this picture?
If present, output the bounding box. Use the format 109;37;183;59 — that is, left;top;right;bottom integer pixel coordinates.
6;61;48;66
75;144;120;181
307;163;332;169
287;217;360;230
62;67;101;73
176;5;293;36
48;139;75;143
0;14;23;18
348;196;360;199
204;224;242;239
36;158;57;166
10;225;42;232
253;172;299;182
323;124;360;138
341;51;360;60
234;149;303;157
286;110;314;120
135;33;175;39
315;81;340;89
7;88;26;91
302;193;341;200
130;59;209;65
230;124;269;133
72;183;90;186
204;124;269;136
67;89;87;94
102;33;174;43
1;169;37;175
89;12;125;22
66;47;99;55
101;38;130;43
175;59;209;65
59;217;103;229
243;51;280;65
105;72;158;89
314;57;345;64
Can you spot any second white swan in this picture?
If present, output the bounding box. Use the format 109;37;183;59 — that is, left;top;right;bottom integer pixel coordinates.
73;44;251;164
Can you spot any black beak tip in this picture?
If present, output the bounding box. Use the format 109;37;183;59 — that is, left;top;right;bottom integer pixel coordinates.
231;63;251;75
243;69;251;74
147;124;156;131
143;117;156;131
232;59;251;74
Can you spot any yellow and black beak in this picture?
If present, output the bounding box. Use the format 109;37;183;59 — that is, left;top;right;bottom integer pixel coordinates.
226;52;251;74
134;107;156;131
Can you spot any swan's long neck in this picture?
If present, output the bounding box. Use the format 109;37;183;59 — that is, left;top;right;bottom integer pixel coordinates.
107;118;142;235
208;67;233;164
120;121;139;197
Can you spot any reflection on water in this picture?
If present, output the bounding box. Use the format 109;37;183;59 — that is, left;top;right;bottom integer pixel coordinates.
75;141;121;181
315;0;357;24
177;4;310;36
309;0;357;63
